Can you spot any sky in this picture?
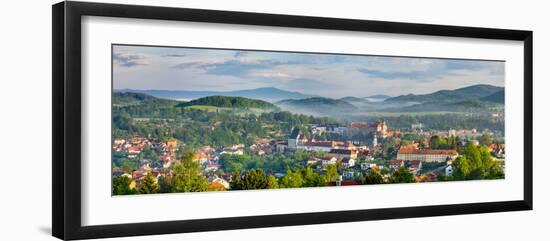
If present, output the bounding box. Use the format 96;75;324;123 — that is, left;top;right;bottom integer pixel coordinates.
113;45;505;98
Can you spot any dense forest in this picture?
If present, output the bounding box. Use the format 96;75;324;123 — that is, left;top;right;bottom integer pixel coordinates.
112;93;343;149
176;95;277;109
112;92;504;149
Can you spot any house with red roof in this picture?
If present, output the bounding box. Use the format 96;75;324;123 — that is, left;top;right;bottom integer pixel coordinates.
388;159;404;169
397;147;458;163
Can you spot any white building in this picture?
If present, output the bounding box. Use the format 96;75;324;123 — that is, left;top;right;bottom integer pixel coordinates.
342;170;355;179
321;156;337;166
445;165;454;177
341;157;356;168
397;149;458;163
388;159;404;169
361;162;376;170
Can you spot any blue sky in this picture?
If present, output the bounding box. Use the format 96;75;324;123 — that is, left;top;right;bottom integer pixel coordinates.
113;45;504;98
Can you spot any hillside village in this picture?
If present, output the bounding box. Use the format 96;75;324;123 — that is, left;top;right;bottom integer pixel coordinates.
112;117;505;194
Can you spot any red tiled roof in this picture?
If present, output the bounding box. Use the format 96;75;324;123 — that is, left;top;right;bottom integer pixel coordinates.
349;122;369;128
305;141;334;147
409;160;422;168
398;149;457;155
389;159;404;165
336;142;355;148
193;152;208;159
329;149;357;155
410;160;422;165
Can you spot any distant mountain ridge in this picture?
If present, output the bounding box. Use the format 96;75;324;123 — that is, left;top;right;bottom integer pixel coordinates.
365;94;391;99
276;97;358;116
114;87;315;103
385;84;503;104
339;96;372;107
114;84;504;116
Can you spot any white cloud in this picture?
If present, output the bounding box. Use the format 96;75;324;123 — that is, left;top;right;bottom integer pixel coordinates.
112;45;504;98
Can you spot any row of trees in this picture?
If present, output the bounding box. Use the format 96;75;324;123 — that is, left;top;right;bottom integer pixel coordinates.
230;166;332;190
443;142;504;181
112;152;209;195
429;135;460;150
113;164;417;195
113;143;502;195
218;149;322;175
229;165;415;191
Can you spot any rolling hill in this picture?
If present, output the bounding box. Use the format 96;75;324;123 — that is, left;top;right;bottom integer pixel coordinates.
114;87;314;103
365;94;391;99
176;96;277;109
481;90;505;103
112;92;177;107
276;97;358;116
339;96;371;107
382;100;496;113
385;84;503;104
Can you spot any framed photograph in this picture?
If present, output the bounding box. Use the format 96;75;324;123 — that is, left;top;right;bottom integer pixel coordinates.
52;1;533;240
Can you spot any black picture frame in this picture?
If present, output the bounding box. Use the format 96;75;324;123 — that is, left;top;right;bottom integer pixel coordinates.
52;1;533;240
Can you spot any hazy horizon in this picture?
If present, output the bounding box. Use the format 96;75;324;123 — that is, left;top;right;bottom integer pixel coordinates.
113;45;505;98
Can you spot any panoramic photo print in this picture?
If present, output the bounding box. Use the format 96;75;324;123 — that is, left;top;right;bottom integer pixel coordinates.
111;44;505;195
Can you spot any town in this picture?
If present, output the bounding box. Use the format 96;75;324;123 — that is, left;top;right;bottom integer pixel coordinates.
112;119;505;194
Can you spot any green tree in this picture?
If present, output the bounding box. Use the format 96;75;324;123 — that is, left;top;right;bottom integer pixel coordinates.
324;164;339;182
486;162;505;179
117;158;138;174
364;170;384;184
267;175;279;189
382;139;398;157
429;135;441;149
142;146;159;162
158;175;172;193
453;142;502;180
112;175;137;195
293;149;310;162
139;172;159;194
279;170;304;188
479;133;493;146
171;152;209;193
452;156;470;180
479;145;494;174
302;166;326;187
463;142;483;176
380;167;390;175
231;169;269;190
389;167;416;183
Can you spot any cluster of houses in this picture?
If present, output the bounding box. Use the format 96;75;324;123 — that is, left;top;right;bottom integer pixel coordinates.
281;128;372;155
113;137;152;158
113;120;505;192
249;138;274;156
113;136;285;191
282;126;466;184
113;136;179;168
